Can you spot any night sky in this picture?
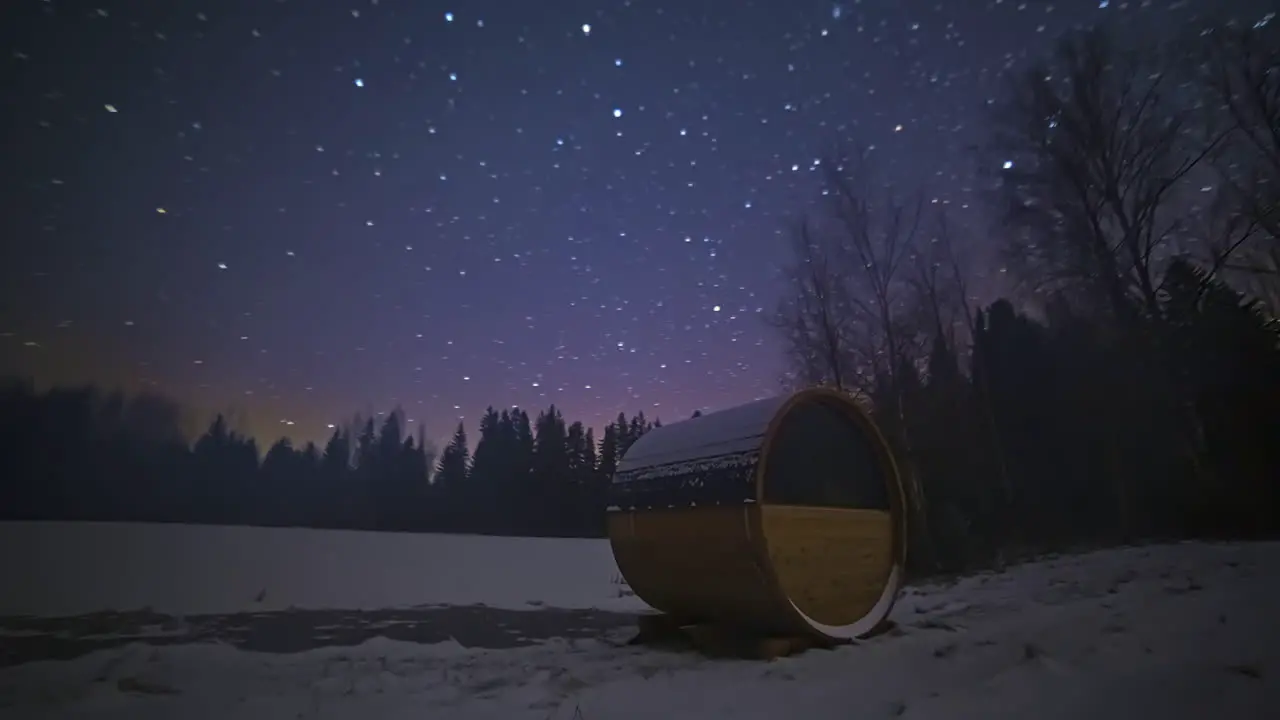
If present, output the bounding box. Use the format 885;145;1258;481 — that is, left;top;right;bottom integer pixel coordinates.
0;0;1267;448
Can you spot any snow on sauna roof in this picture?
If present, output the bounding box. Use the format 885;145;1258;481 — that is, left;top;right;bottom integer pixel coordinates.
616;394;787;474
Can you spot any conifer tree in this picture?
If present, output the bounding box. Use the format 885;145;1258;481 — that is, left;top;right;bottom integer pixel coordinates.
436;421;470;494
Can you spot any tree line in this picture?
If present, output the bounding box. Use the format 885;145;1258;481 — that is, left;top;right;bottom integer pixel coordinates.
0;381;660;538
2;17;1277;578
771;19;1280;575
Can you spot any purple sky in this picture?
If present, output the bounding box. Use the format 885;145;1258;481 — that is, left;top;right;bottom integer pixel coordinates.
0;0;1267;447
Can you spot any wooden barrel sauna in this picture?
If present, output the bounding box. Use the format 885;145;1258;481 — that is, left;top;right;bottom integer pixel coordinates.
606;387;907;642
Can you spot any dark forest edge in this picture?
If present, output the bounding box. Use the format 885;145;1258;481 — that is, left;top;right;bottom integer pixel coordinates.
3;18;1280;581
765;18;1280;575
0;385;659;539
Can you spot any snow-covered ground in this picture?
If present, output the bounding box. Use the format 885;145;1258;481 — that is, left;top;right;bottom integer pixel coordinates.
1;523;1276;719
0;522;645;617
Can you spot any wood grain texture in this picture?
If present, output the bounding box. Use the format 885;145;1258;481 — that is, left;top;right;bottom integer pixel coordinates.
607;503;897;639
607;505;786;633
606;387;909;642
759;505;894;626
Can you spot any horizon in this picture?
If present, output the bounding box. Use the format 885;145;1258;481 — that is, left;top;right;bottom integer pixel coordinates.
1;0;1270;456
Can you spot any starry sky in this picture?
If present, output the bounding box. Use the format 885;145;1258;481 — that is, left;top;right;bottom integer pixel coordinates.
0;0;1268;448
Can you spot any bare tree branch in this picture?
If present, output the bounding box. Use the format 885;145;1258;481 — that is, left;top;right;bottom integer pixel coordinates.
768;216;861;393
908;209;976;361
986;26;1225;324
1191;19;1280;311
769;145;942;567
769;147;931;399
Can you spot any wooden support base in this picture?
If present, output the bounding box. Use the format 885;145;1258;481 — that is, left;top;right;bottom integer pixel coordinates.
628;613;846;660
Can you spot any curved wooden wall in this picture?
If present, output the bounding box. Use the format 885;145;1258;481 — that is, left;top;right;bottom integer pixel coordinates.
607;387;907;641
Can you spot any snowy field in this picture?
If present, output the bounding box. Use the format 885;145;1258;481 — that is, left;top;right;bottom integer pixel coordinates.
1;523;1277;720
0;522;645;617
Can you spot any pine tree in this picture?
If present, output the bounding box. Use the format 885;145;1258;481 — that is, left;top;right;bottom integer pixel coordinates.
368;409;409;529
565;422;600;534
1161;258;1280;534
512;408;535;482
321;427;350;475
597;423;620;481
260;437;300;526
396;434;430;530
436;421;470;494
355;417;377;475
565;421;593;485
300;441;321;469
581;425;598;481
469;409;500;479
468;407;503;530
614;412;633;455
378;410;404;466
317;427;352;527
532;405;572;534
493;408;534;533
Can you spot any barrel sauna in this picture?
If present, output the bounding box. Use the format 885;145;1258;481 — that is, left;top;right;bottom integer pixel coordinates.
606;387;907;641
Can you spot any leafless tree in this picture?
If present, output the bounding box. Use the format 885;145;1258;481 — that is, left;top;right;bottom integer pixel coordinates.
908;210;975;360
770;150;926;398
819;149;926;389
906;211;1018;512
1194;19;1280;311
987;27;1225;325
770;146;939;565
771;216;859;393
983;26;1243;537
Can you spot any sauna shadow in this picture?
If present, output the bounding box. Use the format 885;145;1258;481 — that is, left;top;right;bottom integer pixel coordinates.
624;613;850;661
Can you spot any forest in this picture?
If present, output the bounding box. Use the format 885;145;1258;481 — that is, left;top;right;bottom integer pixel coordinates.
0;387;660;539
1;20;1277;577
765;19;1280;573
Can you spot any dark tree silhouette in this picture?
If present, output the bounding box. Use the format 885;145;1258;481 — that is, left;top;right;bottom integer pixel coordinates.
3;17;1276;583
436;423;469;483
0;382;664;539
764;20;1280;577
